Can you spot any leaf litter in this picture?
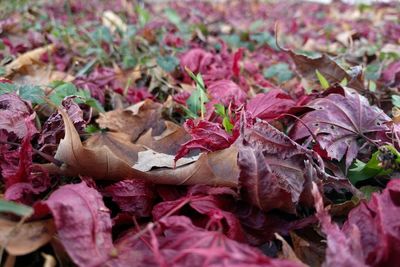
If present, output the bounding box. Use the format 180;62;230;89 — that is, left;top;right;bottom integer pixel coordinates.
0;0;399;266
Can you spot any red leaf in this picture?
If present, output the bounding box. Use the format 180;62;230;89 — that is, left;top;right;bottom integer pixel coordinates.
311;183;367;267
246;90;296;121
152;185;244;241
0;93;37;139
238;120;312;212
102;179;154;217
342;179;400;266
152;216;302;267
44;182;114;267
175;119;236;161
232;48;244;77
207;79;247;107
292;89;390;168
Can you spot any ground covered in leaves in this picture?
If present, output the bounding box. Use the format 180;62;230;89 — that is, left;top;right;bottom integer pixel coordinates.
0;0;399;266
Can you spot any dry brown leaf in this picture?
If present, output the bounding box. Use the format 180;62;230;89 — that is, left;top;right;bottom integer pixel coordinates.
0;218;55;256
11;66;74;86
84;131;144;165
5;45;55;76
136;121;191;155
275;233;306;266
50;106;239;187
97;99;164;141
290;231;326;267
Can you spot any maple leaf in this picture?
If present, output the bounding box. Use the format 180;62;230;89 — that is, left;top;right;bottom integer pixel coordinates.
207;79;247;107
152;185;244;241
292;88;390;169
246;90;296;121
175;119;237;161
238;119;313;213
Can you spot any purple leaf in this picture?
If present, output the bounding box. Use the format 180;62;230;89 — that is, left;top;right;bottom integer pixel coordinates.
246;90;296;121
292;89;390;168
238;120;312;212
44;182;114;267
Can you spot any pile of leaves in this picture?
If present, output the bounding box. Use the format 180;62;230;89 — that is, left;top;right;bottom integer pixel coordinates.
0;0;399;266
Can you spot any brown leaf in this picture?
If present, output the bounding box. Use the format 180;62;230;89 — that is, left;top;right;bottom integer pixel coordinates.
288;50;364;91
0;218;55;256
5;44;74;85
275;233;306;266
11;66;74;86
97;99;164;141
290;230;326;267
84;131;144;165
50;107;239;187
5;45;55;76
136;121;191;155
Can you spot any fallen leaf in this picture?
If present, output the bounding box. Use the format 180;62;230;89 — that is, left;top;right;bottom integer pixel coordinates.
48;106;239;187
5;45;54;76
238;119;312;212
44;182;114;267
292;88;390;169
287;50;364;91
246;90;296;121
0;218;55;256
275;233;306;266
97;99;164;141
136;121;191;155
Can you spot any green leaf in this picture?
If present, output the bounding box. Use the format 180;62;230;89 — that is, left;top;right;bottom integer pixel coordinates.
91;26;113;44
340;77;348;86
365;64;381;81
157;55;179;72
214;104;226;117
19;85;45;104
164;8;181;25
315;69;330;89
359;185;380;200
185;69;208;118
84;124;101;134
135;5;150;27
222;116;233;134
122;54;137;69
392;95;400;108
0;199;33;217
349;145;400;184
263;63;293;83
0;82;17;95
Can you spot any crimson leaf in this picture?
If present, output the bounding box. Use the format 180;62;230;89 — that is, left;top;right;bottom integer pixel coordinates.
292;88;390;169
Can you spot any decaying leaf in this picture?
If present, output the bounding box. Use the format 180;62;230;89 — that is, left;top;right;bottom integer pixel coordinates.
97;99;164;141
5;45;54;76
136;121;191;155
287;50;364;91
0;218;55;256
48;106;239;187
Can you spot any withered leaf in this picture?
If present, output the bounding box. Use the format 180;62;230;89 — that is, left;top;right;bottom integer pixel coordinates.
288;50;364;91
0;218;55;256
97;99;164;141
49;107;239;187
136;121;191;155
